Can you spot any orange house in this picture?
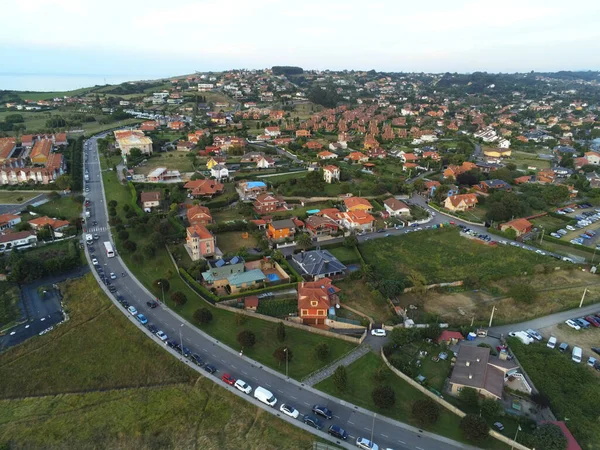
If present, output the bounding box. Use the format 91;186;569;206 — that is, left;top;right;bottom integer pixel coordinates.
297;278;340;324
30;139;52;165
267;218;296;241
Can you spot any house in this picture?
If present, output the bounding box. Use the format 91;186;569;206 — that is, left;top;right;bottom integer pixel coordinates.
267;219;296;241
483;148;512;158
476;179;511;193
500;218;533;237
187;205;213;226
146;167;182;183
292;250;346;281
227;269;267;294
210;164;229;181
183;179;224;198
344;197;373;212
238;181;268;198
254;193;286;214
340;210;375;233
30;139;52;165
0;230;38;252
449;345;518;400
323;165;340;184
264;126;281;137
113;130;153;156
0;213;21;231
399;152;418;164
584;152;600;165
305;215;340;237
185;224;216;260
383;198;410;217
202;256;246;289
305;141;323;150
437;330;464;346
168;121;186;130
140;121;158;132
0;137;17;163
140;191;161;211
256;156;275;169
345;152;369;164
206;157;225;170
297;278;340;324
296;129;311;138
176;141;195;152
444;194;478;212
424;180;441;197
318;151;338;160
28;216;70;231
443;161;477;179
243;295;259;311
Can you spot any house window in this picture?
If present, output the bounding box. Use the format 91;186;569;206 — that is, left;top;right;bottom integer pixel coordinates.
317;310;325;316
310;301;318;307
301;309;308;316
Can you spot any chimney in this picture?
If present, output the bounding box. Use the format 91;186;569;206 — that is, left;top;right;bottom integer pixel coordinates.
465;361;470;367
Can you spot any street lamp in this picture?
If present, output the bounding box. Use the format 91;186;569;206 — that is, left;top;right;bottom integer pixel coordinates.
283;347;289;378
157;281;165;306
511;425;521;450
179;324;184;358
370;412;376;443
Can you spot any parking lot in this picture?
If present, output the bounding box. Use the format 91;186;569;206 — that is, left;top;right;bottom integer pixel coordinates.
554;203;600;248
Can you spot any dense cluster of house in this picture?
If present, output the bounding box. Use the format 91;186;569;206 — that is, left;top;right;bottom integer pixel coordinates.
0;212;72;252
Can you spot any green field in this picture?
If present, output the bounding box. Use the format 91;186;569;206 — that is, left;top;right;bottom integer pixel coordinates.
32;195;83;220
0;274;316;450
215;231;259;254
0;283;20;330
0;191;43;204
359;228;560;285
328;246;361;264
133;151;196;175
336;279;394;324
509;151;552;170
315;352;507;449
530;215;570;232
13;87;95;101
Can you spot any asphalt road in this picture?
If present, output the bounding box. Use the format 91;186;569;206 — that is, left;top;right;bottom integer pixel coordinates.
82;135;480;450
0;193;47;215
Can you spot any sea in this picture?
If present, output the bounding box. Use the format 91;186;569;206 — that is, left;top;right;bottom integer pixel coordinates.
0;73;162;92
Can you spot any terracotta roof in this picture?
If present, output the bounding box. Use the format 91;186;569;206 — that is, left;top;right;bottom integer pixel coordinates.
383;197;409;212
140;191;161;203
187;224;213;240
344;197;373;210
437;330;464;343
0;213;19;226
297;278;338;312
30;139;52;160
28;216;70;230
183;179;224;196
323;165;339;172
501;218;532;233
0;137;16;161
187;205;212;224
344;210;375;225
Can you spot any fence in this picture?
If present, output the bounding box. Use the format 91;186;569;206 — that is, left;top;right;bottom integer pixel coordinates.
402;280;463;294
380;350;532;450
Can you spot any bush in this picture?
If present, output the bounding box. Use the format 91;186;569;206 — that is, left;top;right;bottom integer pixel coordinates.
179;268;218;303
276;321;286;342
332;365;347;392
118;230;129;241
122;240;137;252
411;399;440;426
459;387;479;407
480;398;501;417
170;291;187;306
314;342;330;361
371;385;396;409
533;424;567;450
193;308;213;324
237;330;256;349
459;414;489;443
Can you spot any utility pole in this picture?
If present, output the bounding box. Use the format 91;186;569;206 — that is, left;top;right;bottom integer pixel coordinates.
539;226;545;244
179;324;184;357
370;413;376;443
284;347;289;378
511;425;521;450
158;281;165;306
580;288;587;308
488;305;497;328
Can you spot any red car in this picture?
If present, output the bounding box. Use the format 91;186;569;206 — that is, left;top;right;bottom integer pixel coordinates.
585;316;600;327
221;373;236;385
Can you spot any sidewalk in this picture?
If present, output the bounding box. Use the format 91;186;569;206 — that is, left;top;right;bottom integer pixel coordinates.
302;344;371;386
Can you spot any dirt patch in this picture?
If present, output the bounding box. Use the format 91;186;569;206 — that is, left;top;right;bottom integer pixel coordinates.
538;323;600;370
336;279;395;324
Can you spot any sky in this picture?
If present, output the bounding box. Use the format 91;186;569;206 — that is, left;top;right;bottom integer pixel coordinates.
2;0;600;82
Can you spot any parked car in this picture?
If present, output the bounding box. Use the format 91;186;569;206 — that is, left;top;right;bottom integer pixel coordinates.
234;379;252;394
509;331;534;345
559;342;569;353
204;364;217;374
135;314;148;325
127;305;138;316
565;319;581;330
575;318;590;328
371;329;386;337
592;347;600;356
312;405;333;419
146;300;158;308
303;414;323;430
279;403;299;419
328;424;348;440
547;336;557;349
566;225;576;231
525;329;543;341
221;373;236;385
191;354;204;366
356;437;379;450
156;330;168;342
494;422;505;431
585;316;600;327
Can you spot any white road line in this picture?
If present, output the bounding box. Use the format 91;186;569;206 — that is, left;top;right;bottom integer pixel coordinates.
264;383;271;387
334;415;340;419
220;359;226;363
363;427;371;432
277;389;283;394
347;421;354;425
416;447;424;450
290;396;297;400
381;434;388;438
242;371;247;375
303;402;310;406
398;441;405;445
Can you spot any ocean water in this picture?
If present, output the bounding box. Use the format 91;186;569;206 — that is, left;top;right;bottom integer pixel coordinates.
0;73;159;92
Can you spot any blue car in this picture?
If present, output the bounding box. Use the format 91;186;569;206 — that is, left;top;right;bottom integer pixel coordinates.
136;314;148;325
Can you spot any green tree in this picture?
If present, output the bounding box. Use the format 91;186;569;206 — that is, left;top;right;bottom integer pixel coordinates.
143;243;156;258
332;365;348;392
343;235;358;248
273;346;292;366
459;387;479;407
108;200;118;208
152;278;170;294
296;232;312;250
237;329;256;349
533;424;567;450
314;342;330;361
372;385;396;409
276;321;286;342
122;240;137;252
480;398;501;418
118;230;129;241
170;291;187;306
193;308;213;324
459;414;489;443
411;399;440;426
55;174;72;190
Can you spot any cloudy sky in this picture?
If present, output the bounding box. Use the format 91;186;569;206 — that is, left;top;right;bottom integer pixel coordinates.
2;0;600;79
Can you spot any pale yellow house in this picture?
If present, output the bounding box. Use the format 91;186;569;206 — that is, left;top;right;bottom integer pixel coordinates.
483;148;512;158
444;194;478;212
114;130;153;156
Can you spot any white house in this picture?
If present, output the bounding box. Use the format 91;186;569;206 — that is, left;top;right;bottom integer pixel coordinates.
256;156;275;169
211;164;229;181
0;213;21;231
323;165;340;184
497;138;511;149
0;230;37;252
264;127;281;137
585;152;600;165
383;198;410;217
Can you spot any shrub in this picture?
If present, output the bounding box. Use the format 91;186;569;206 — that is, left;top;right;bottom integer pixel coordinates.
459;387;479;407
170;291;187;306
533;424;567;450
276;321;286;342
237;330;256;349
118;230;129;241
273;346;292;366
411;399;440;426
507;284;537;304
314;342;330;361
122;240;137;252
459;414;489;443
480;398;501;417
371;385;395;409
332;365;348;392
152;278;170;293
193;308;213;324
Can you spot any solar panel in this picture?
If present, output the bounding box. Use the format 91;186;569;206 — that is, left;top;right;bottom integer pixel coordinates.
231;256;239;264
215;259;225;267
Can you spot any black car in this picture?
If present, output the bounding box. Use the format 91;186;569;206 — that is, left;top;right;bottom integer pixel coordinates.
108;286;117;293
592;347;600;356
116;295;124;302
122;301;130;309
147;324;158;334
191;354;204;366
146;301;159;309
182;346;192;357
167;340;178;349
303;414;323;430
312;405;333;420
204;364;217;374
328;424;348;440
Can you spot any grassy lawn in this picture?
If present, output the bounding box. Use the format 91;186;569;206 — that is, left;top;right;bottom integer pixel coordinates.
14;87;94;101
101;166;356;380
32;195;83;220
530;215;569;232
0;274;316;450
0;191;42;204
336;279;394;324
388;343;452;392
258;171;308;182
359;228;562;285
216;231;258;254
327;246;361;264
0;283;20;330
510;151;552;170
212;207;251;222
133;151;196;175
315;352;507;449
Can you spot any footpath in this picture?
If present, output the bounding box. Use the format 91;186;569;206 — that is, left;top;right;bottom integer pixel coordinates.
302;344;371;386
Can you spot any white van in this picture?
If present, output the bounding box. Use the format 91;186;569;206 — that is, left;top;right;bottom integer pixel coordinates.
253;386;277;407
572;346;582;363
547;336;557;349
509;331;534;345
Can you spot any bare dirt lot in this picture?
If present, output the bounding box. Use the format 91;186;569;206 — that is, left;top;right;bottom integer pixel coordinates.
400;269;600;325
538;322;600;369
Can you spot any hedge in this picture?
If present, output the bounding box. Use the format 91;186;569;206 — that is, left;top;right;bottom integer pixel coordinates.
204;192;239;209
278;257;302;282
168;215;186;236
219;280;298;301
179;268;218;304
543;235;595;256
127;181;145;216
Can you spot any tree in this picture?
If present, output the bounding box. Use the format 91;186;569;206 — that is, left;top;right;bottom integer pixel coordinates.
459;414;489;443
237;329;256;349
118;230;129;241
480;398;501;418
413;178;425;194
332;365;348;392
296;232;312;250
459;387;479;407
371;385;396;409
122;240;137;252
411;399;440;426
55;174;72;190
193;308;213;324
108;200;118;208
143;243;156;258
129;148;142;160
343;235;358;248
273;346;292;366
170;291;187;306
533;424;567;450
314;342;330;361
152;278;170;293
276;321;286;342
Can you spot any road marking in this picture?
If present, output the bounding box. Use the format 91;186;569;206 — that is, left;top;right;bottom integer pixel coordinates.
348;435;355;439
363;427;371;432
264;383;271;387
398;441;405;445
381;434;388;438
277;389;283;394
220;359;226;363
242;371;247;375
334;415;340;419
303;402;310;406
416;447;424;450
347;421;354;425
290;396;297;400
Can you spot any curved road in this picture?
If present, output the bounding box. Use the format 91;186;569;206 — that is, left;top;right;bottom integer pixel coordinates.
82;134;479;450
